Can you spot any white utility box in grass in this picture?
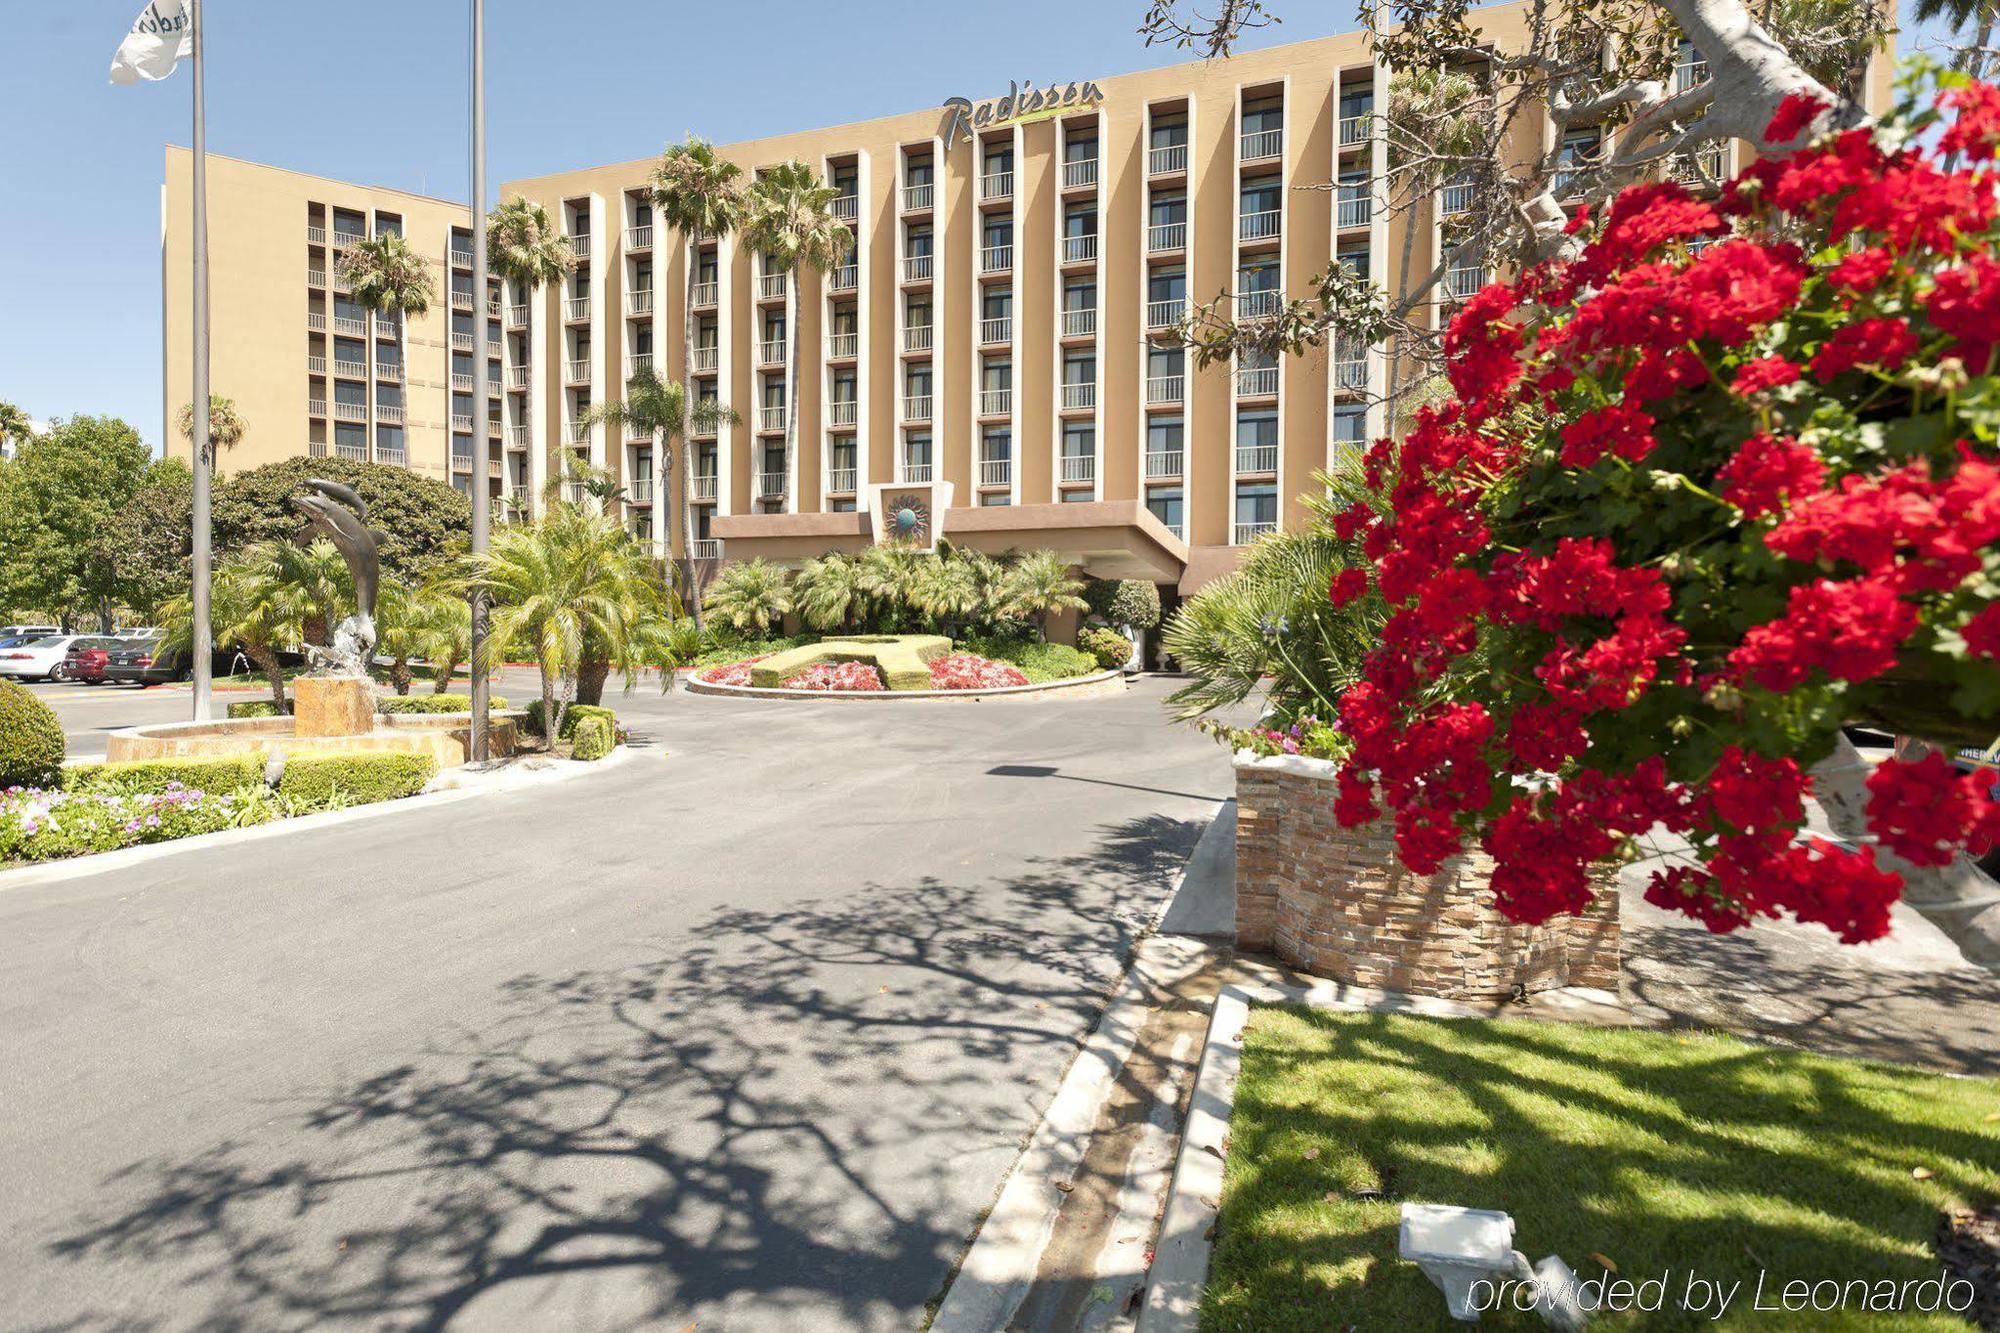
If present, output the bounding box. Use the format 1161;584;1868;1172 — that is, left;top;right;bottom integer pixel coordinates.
1398;1202;1589;1328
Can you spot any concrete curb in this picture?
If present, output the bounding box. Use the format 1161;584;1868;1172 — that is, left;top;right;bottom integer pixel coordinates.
0;744;644;893
684;669;1127;702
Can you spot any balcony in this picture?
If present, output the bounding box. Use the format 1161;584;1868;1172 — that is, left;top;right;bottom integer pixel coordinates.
308;397;327;416
565;358;591;384
1147;222;1186;253
1333;343;1368;389
1144;449;1183;479
1237;289;1282;319
334;358;367;379
1339;113;1372;146
898;254;934;285
570;421;592;443
1670;145;1728;185
377;404;405;426
570;234;591;260
1239;210;1281;242
628;289;653;316
308;312;327;331
980;170;1013;201
981;244;1012;273
980;457;1012;487
691;472;718;501
488;415;504;437
1445;265;1486;301
827;331;858;359
451;371;474;391
1062;382;1096;410
828;467;857;494
506;303;528;327
509;424;530;447
376;361;401;382
691;345;718;372
375;318;399;340
508;365;529;389
333;439;368;461
828;400;858;428
1336;196;1371;230
451;332;472;351
307;224;327;244
307;267;327;287
902;394;933;421
1062;308;1096;338
333;315;366;336
1240;128;1283;162
625;355;653;380
1674;55;1710;95
980;388;1012;416
451;413;474;432
626;225;652;250
902;182;934;212
759;405;788;432
1441;179;1478;216
1232;440;1280;472
690;413;719;439
1237;365;1280;397
758;272;787;300
1146;298;1186;329
452;291;474;312
903;325;933;353
1234;520;1277;545
333;401;366;422
1061;454;1095;484
691;280;718;307
450;247;472;268
1148;143;1188;175
900;459;933;483
451;447;474;472
831;194;859;223
1063;158;1099;190
980;316;1012;346
1145;374;1184;404
565;296;591;322
562;481;589;504
628;478;655;504
1063;234;1098;264
829;264;858;292
332;230;365;249
758;339;786;366
691;538;722;559
331;269;354;294
757;471;788;499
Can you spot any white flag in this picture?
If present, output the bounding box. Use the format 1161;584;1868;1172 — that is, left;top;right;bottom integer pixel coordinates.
110;0;193;85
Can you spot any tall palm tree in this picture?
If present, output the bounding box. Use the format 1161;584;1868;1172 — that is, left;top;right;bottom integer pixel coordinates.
175;394;246;462
742;161;852;516
486;198;578;522
910;554;981;639
582;366;738;577
703;558;793;637
651;136;747;621
792;552;868;633
161;545;316;710
1002;551;1090;641
338;232;436;339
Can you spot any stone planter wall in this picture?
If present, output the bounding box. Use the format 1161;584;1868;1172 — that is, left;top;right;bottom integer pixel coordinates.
1235;754;1621;1000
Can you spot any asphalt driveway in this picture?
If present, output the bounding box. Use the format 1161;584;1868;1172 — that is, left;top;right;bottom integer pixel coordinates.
0;677;1233;1331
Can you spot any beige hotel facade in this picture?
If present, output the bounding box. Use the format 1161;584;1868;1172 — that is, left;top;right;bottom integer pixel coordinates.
165;2;1806;596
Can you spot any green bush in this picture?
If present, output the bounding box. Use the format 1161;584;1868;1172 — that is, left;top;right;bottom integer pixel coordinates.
276;751;438;809
2;784;265;864
227;700;286;719
961;635;1097;684
523;700;614;739
692;634;813;668
65;752;265;796
1085;579;1163;630
376;693;509;715
0;679;65;791
570;714;616;761
1077;626;1133;671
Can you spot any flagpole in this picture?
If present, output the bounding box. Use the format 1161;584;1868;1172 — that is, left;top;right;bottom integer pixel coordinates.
468;0;491;761
189;0;213;721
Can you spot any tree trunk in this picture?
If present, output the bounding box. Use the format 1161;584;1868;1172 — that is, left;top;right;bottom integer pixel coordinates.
575;657;611;707
683;228;705;632
431;661;457;695
539;667;558;752
251;644;287;711
1654;0;1839;150
784;270;802;512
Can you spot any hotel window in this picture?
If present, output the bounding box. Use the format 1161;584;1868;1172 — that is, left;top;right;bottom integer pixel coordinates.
336;421;367;451
332;207;365;237
696;315;718;353
983;144;1014;178
1065;279;1095;313
1556;128;1601;198
1150;188;1186;230
377;423;405;451
1337;246;1370;283
1147;346;1185;383
1239;409;1279;451
832;163;859;199
1240;177;1282;219
1338;87;1374;127
1065;132;1097;165
696;249;718;286
632;449;654;481
451;273;475;302
762;378;786;410
334;381;366;409
1063;350;1095;390
1062;419;1094;459
762;311;786;346
906;154;934;187
633;325;653;357
633;200;652;229
1065;202;1097;243
1244;96;1283;127
378;384;404;412
1240;258;1279;297
571;270;590;300
982;287;1012;323
905;295;932;331
1146;485;1184;534
983;215;1012;251
1236;484;1278;530
336;296;365;325
1336;171;1370;226
906;363;933;399
830;370;857;407
571;389;591;419
632;262;652;292
980;492;1012;507
1149;265;1186;310
907;221;933;259
1333;403;1368;462
830;303;857;338
1150;112;1188;151
904;430;933;471
981;357;1012;411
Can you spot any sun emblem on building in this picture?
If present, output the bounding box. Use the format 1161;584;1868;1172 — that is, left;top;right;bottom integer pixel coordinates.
883;492;933;547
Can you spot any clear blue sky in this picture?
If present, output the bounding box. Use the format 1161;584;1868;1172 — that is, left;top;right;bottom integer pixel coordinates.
0;0;1342;450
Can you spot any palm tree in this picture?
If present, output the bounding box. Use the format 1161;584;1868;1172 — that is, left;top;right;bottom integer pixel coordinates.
466;504;652;742
703;558;793;637
1002;551;1089;641
910;553;981;639
792;552;868;633
161;545;313;709
485;198;578;523
651;136;747;619
582;366;738;580
175;394;246;462
337;232;436;338
259;538;352;651
742;161;852;514
415;593;473;694
852;546;918;632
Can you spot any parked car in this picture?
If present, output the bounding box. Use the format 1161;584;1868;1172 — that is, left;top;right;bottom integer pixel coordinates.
56;637;124;683
0;624;59;640
0;635;86;681
101;641;189;686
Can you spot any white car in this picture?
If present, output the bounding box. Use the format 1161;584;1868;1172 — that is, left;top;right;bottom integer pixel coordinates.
0;624;59;640
0;635;85;681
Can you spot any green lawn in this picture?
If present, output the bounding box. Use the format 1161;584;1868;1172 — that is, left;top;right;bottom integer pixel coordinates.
1204;1007;2000;1331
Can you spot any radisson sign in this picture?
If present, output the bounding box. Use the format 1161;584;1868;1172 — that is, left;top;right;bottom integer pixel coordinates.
941;79;1107;145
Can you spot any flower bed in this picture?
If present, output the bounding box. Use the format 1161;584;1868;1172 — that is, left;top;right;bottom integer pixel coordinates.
1;782;256;862
695;655;770;688
696;650;1033;693
928;654;1029;690
789;661;887;692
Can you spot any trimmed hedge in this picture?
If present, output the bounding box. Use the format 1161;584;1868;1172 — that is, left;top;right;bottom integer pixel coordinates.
227;700;286;719
377;693;509;715
749;635;951;691
570;714;616;762
0;679;65;790
276;751;438;808
1077;626;1134;671
961;636;1098;685
65;752;265;796
523;700;613;739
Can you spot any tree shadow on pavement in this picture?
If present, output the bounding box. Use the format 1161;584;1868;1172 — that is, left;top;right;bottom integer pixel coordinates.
45;813;1205;1331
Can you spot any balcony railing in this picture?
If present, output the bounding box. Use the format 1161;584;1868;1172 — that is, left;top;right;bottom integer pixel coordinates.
307;355;327;375
451;448;474;472
1146;374;1185;404
451;371;474;391
376;404;405;425
691;473;718;501
1062;382;1096;410
452;291;474;311
332;230;365;249
509;424;530;447
759;405;787;431
626;225;652;250
1234;520;1277;545
1147;298;1186;329
903;325;933;353
826;331;858;359
375;361;401;382
900;459;933;483
1064;154;1104;188
375;318;399;340
980;170;1013;201
691;538;722;559
980;458;1012;487
1336;196;1372;229
506;303;528;327
1236;443;1279;474
1240;128;1283;161
1237;365;1280;397
980;316;1012;345
1144;449;1183;479
1674;56;1710;95
451;332;472;351
307;224;327;244
625;355;653;381
828;400;858;427
333;316;366;336
1445;265;1486;300
628;289;653;315
1063;234;1098;263
1237;288;1281;319
307;267;327;287
1148;221;1186;252
1148;143;1187;175
758;272;787;300
828;466;857;493
1339;112;1373;146
449;247;474;268
981;244;1012;273
333;440;367;461
691;345;718;372
308;397;327;416
565;296;590;321
831;194;859;222
902;253;933;282
1441;180;1478;216
829;265;858;291
1239;210;1281;241
451;413;473;431
1670;145;1728;184
628;478;655;504
570;421;592;443
980;388;1012;416
333;358;367;379
569;234;591;260
565;358;590;383
902;394;933;420
758;339;786;366
308;312;327;331
333;402;366;422
1062;308;1097;338
691;280;718;307
1333;346;1368;389
1061;454;1095;484
902;182;934;211
508;365;529;389
757;471;788;498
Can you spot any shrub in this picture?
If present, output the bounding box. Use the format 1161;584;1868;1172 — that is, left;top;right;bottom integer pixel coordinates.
523;700;614;739
0;679;65;791
1077;626;1133;671
276;751;437;809
692;634;812;668
1085;579;1163;631
570;714;616;761
65;752;265;796
377;693;508;715
928;654;1029;690
227;700;286;719
2;784;263;865
962;635;1097;684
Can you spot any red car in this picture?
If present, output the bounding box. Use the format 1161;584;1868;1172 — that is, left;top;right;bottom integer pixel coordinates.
55;637;121;683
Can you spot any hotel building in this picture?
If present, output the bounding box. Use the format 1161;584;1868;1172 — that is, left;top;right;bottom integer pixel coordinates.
162;3;1885;597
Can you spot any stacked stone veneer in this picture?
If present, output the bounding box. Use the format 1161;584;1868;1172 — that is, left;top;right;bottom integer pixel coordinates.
1234;753;1622;1000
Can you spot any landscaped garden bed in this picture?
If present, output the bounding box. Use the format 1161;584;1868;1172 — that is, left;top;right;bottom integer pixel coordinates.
695;648;1033;693
1200;1006;2000;1330
689;635;1111;699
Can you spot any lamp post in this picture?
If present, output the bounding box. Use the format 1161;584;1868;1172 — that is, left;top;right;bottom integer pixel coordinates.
467;0;491;760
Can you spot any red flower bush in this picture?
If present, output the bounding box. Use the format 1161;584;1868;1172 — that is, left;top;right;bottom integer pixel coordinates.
1323;77;2000;944
697;655;769;687
929;654;1030;690
789;661;886;692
